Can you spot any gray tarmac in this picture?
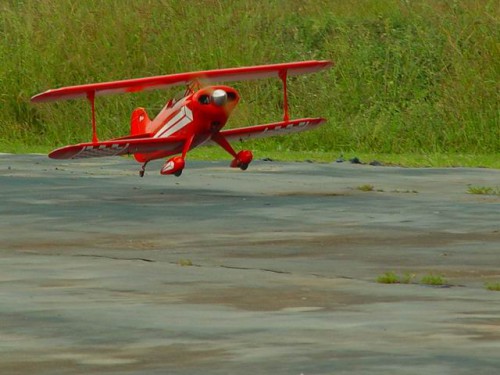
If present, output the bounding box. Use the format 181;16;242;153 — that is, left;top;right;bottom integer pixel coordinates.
0;154;499;375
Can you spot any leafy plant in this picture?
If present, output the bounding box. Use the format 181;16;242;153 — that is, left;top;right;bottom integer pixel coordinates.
420;274;445;286
485;282;500;292
400;272;417;284
377;271;400;284
467;186;500;196
358;184;375;192
178;259;193;267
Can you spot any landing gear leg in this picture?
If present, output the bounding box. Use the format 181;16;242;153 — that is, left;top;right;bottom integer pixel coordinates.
211;132;238;159
211;132;253;170
176;135;194;177
139;161;149;177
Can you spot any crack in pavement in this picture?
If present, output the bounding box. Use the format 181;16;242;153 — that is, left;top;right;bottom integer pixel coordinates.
74;254;156;262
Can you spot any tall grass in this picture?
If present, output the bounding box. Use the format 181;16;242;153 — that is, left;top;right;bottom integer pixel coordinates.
1;0;498;155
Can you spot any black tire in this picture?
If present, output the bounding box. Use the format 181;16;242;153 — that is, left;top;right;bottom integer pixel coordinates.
174;169;183;177
239;163;248;171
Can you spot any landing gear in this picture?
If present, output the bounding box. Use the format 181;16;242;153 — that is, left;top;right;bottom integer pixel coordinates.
230;150;253;170
211;132;253;171
139;162;149;177
158;135;193;177
161;156;185;176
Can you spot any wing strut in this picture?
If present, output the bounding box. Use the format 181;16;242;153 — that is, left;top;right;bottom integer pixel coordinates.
279;70;289;122
86;91;99;143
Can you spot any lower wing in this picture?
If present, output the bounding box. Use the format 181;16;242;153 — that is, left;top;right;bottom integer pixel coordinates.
49;117;325;159
209;117;325;144
49;135;185;159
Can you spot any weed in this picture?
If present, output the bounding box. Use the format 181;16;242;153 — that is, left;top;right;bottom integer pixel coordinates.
485;282;500;292
178;259;193;267
400;273;417;284
377;272;452;286
377;271;417;284
358;184;375;192
377;272;400;284
420;274;445;286
467;186;500;196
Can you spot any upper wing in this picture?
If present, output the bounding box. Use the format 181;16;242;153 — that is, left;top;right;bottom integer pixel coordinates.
206;118;326;144
31;60;332;103
49;136;185;159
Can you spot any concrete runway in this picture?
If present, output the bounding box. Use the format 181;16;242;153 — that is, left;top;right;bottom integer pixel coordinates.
1;154;499;375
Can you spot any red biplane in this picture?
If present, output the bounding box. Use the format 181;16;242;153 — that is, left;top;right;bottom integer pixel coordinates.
31;60;332;177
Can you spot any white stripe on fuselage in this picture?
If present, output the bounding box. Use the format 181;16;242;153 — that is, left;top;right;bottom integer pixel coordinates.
154;104;193;139
160;107;193;138
155;109;185;138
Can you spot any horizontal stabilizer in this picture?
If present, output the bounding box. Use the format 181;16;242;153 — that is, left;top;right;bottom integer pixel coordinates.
31;60;332;103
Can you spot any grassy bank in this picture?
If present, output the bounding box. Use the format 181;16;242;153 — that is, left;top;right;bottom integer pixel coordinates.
1;0;498;160
193;148;500;168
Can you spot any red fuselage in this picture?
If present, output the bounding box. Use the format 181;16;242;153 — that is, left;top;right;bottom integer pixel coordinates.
134;85;239;163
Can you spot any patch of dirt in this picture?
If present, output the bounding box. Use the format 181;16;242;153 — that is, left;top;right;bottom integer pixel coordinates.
454;318;500;341
270;231;498;248
0;345;228;374
183;286;431;312
223;230;500;259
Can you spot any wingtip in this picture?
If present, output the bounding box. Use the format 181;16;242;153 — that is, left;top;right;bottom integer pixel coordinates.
30;90;52;103
30;93;42;103
319;60;334;68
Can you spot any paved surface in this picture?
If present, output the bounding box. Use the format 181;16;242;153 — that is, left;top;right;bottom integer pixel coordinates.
0;154;499;375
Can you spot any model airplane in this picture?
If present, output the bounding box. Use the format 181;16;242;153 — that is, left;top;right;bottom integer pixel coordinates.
31;60;332;177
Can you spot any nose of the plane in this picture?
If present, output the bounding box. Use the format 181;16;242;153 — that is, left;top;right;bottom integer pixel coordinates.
211;89;227;106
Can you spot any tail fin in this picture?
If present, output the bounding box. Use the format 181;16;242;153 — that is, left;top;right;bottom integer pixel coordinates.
130;107;151;163
130;107;151;136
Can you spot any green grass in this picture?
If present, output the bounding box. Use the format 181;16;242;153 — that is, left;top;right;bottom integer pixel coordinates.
420;274;446;286
377;272;440;285
467;186;500;196
200;149;500;169
177;259;193;267
1;0;499;158
357;184;375;192
377;272;400;284
485;282;500;291
2;142;498;168
400;273;417;284
376;272;416;284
